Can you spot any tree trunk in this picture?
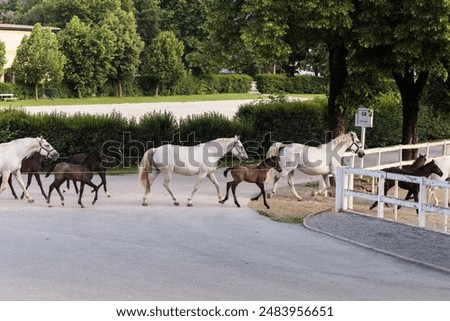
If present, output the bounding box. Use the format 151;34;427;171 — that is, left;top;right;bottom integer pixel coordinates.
34;83;39;100
155;81;160;96
327;40;348;141
118;79;123;98
393;68;429;160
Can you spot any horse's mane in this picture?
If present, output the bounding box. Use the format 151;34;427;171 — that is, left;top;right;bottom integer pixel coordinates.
331;132;354;145
20;137;41;160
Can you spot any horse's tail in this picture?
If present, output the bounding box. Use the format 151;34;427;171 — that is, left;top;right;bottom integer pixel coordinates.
139;148;155;193
266;142;284;158
223;167;232;178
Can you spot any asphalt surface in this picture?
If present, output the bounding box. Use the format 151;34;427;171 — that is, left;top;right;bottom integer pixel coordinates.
2;101;450;300
305;211;450;273
1;173;450;300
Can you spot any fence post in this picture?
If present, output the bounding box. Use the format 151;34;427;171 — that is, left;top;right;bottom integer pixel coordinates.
335;167;346;212
418;177;425;227
377;171;385;218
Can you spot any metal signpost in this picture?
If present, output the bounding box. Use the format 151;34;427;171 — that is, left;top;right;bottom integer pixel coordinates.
355;107;373;169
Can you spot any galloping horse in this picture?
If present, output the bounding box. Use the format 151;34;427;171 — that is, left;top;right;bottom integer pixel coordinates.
139;135;248;206
266;132;365;200
0;137;59;202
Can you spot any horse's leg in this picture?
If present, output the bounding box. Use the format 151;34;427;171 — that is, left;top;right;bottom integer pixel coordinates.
312;174;330;197
78;182;85;208
7;175;18;199
73;181;79;194
231;182;240;207
54;182;65;206
267;172;282;199
99;170;110;197
206;172;222;202
34;174;48;200
287;171;303;200
85;180;99;205
142;170;160;206
219;181;232;204
20;174;33;199
0;171;12;196
187;173;207;207
12;171;34;203
47;182;55;207
257;182;270;209
162;171;179;206
427;186;439;206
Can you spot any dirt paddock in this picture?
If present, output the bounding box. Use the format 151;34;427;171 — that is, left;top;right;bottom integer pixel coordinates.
248;179;449;234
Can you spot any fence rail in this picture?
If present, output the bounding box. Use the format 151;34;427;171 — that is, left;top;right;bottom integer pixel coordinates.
335;166;450;232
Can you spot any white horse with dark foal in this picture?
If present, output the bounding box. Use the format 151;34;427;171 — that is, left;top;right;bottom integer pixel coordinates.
139;136;248;206
266;132;365;200
0;137;59;202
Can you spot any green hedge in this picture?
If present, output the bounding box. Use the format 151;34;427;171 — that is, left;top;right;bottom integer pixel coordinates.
1;95;448;166
255;74;328;94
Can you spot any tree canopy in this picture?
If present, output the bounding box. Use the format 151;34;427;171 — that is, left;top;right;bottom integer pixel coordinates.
11;23;65;99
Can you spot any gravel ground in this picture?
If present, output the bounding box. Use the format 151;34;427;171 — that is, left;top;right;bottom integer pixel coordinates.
23;100;256;120
304;211;450;273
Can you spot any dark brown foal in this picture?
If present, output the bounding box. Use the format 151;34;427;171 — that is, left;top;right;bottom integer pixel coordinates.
219;157;281;209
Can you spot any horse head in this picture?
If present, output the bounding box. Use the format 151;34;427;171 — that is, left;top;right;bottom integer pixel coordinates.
37;136;59;161
231;135;249;160
429;160;444;177
348;132;365;158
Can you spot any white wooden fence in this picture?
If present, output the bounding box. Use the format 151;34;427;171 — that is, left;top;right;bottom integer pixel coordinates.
335;139;450;232
335;167;450;232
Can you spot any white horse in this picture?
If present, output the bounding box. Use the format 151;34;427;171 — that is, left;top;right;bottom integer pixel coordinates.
139;135;248;206
427;155;450;206
0;137;59;202
266;131;365;200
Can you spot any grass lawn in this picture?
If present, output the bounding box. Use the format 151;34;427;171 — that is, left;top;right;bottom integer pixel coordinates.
0;93;325;108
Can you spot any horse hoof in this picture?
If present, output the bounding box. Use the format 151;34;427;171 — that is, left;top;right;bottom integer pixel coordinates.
48;204;53;208
236;204;240;208
142;202;149;206
267;193;272;199
219;200;225;204
106;192;111;197
174;202;180;206
265;205;270;209
28;199;34;203
80;205;85;208
187;203;193;207
250;197;257;201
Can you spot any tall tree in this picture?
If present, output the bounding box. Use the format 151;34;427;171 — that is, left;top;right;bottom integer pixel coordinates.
0;40;6;79
141;31;185;96
160;0;210;75
134;0;161;46
58;16;115;98
104;9;144;97
356;0;450;159
11;23;65;99
203;0;355;138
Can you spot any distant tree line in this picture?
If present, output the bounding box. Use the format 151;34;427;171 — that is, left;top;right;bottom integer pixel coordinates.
0;0;449;159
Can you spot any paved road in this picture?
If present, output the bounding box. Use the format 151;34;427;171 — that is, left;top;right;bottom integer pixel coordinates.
1;172;449;300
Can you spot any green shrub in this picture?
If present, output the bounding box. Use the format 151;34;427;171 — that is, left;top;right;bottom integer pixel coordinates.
178;112;252;145
255;74;286;94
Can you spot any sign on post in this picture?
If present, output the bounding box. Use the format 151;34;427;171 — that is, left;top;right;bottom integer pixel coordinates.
355;107;373;171
355;107;374;128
